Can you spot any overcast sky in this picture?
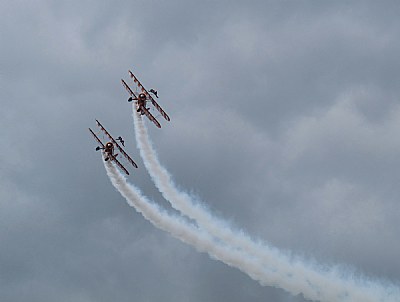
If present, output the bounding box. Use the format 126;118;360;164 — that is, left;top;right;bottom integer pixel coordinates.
1;1;400;301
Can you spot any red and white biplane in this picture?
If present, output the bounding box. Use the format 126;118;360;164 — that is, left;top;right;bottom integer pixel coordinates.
89;119;138;175
121;70;170;128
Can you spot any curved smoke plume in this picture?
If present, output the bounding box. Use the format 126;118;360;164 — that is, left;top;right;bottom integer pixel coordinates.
129;109;399;302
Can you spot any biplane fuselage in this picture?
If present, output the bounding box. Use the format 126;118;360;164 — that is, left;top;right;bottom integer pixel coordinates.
104;142;115;159
137;93;147;112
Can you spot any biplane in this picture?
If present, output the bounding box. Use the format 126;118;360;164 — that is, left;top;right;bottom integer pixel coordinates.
89;119;138;175
121;70;170;128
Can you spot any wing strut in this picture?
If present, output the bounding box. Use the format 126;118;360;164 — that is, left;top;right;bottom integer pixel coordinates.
89;128;105;148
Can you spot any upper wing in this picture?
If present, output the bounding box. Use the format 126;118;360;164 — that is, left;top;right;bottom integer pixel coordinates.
110;154;130;175
89;128;105;148
121;79;137;98
95;120;138;169
140;107;161;128
128;70;170;122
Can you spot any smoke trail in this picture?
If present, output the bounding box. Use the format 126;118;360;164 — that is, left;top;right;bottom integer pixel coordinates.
132;110;316;278
131;110;400;301
104;160;305;298
105;159;385;301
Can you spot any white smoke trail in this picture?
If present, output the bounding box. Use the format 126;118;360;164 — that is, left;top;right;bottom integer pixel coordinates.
104;159;385;302
104;160;307;298
131;110;400;301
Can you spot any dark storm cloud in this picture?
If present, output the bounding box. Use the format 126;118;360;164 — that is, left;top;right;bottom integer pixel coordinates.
1;1;399;301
